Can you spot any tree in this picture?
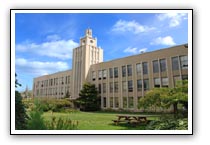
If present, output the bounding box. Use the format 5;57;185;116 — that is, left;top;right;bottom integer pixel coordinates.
76;82;100;111
15;73;28;129
139;80;188;114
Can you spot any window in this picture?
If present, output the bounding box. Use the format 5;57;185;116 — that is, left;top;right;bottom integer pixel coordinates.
98;70;102;80
109;82;113;93
103;97;106;108
182;75;188;80
136;63;142;75
114;97;119;108
154;78;161;88
123;97;127;108
127;65;132;76
109;68;113;78
128;97;134;108
102;69;107;79
143;79;149;91
110;97;113;108
65;76;68;84
180;55;188;69
122;66;126;77
128;80;133;92
103;83;106;93
153;60;159;73
92;71;96;81
143;62;148;75
114;67;118;78
160;59;166;72
137;79;142;91
122;81;127;92
68;76;70;84
114;82;118;93
162;78;169;87
98;84;101;93
172;56;179;70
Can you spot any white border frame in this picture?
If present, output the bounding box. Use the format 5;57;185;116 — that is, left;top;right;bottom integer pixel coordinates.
11;9;193;135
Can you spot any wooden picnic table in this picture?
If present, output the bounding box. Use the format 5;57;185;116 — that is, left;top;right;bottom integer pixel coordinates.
112;114;158;125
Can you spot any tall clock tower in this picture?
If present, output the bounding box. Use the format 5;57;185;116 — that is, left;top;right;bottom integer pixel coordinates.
71;29;103;99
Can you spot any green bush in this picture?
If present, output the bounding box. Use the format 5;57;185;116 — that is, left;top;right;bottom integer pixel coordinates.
146;117;188;130
45;117;78;130
27;99;47;130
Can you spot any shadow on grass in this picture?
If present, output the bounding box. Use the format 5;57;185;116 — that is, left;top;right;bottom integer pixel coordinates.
109;122;148;130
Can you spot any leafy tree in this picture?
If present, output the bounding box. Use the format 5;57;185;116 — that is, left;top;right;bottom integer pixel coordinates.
139;80;188;114
76;82;100;111
15;73;28;129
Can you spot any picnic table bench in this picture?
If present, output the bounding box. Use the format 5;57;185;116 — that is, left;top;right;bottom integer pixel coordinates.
112;114;157;125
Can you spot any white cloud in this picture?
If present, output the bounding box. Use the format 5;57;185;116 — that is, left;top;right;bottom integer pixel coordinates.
138;48;148;53
157;13;187;27
16;38;79;60
16;58;69;76
124;47;148;54
112;20;155;34
150;36;176;46
46;34;61;41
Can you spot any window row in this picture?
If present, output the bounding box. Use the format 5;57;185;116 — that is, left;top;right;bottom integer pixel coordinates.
102;96;134;108
97;80;150;93
36;86;70;96
92;55;188;81
36;75;71;88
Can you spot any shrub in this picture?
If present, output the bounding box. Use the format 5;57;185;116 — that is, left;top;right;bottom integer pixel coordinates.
45;117;78;130
27;99;47;130
146;117;188;130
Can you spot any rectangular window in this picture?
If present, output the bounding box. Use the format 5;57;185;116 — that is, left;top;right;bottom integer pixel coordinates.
172;56;179;70
136;63;142;75
103;83;106;93
114;67;118;78
98;70;102;80
154;78;161;88
143;79;149;91
114;97;119;108
103;97;106;108
182;75;188;80
66;76;68;84
92;71;96;81
137;79;142;91
143;62;148;75
180;55;188;69
102;69;107;79
127;65;132;76
68;76;70;84
122;66;126;77
114;82;118;93
109;82;113;93
128;80;133;92
128;97;134;108
110;97;113;108
109;68;113;78
122;81;127;92
162;78;169;87
160;59;166;72
98;84;101;93
153;60;159;73
123;97;127;108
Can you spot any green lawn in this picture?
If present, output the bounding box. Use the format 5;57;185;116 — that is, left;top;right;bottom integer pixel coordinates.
43;111;159;130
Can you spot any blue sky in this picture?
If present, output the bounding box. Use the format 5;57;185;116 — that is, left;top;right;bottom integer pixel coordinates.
15;11;188;92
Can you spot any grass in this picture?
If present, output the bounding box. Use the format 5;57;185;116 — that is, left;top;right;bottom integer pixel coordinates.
43;111;159;130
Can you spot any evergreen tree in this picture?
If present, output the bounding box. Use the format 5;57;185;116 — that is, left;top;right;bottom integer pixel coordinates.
15;73;28;129
76;82;100;111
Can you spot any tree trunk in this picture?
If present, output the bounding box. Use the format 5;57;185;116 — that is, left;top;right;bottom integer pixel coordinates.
173;103;178;114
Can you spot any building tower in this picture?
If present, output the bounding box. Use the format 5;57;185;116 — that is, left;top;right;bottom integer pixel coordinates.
71;29;103;99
